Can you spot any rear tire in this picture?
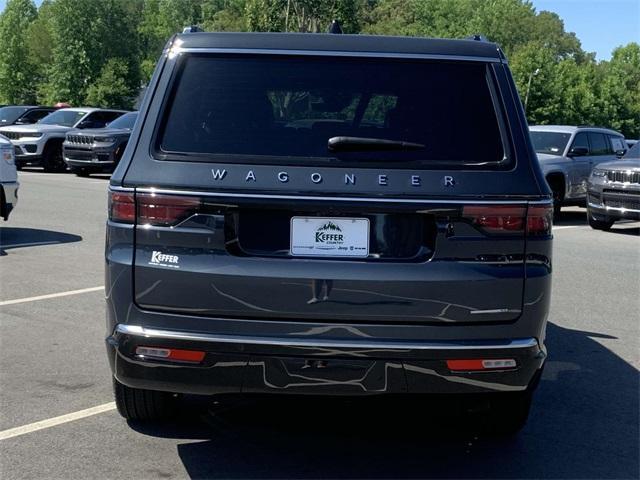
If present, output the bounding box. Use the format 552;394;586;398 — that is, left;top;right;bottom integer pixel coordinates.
42;143;66;173
72;167;90;177
587;209;614;230
546;175;564;219
113;377;178;421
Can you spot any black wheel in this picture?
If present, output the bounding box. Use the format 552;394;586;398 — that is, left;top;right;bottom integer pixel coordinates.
113;377;178;421
551;188;562;218
482;391;533;436
42;143;66;173
72;167;90;177
546;176;564;219
587;209;614;231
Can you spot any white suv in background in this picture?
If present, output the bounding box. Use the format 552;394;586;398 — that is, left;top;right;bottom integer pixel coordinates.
0;134;18;221
0;108;126;172
529;125;626;215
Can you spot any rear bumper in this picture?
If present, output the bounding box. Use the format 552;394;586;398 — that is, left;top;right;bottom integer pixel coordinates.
107;324;546;396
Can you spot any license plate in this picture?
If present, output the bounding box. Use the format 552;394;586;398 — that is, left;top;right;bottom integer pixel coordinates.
290;217;369;257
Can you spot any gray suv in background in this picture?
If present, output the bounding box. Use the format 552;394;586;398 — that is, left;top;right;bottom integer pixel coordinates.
106;31;553;435
587;142;640;229
529;125;626;215
64;111;138;176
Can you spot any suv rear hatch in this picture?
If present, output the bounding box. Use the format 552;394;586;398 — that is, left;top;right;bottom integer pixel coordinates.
119;52;551;325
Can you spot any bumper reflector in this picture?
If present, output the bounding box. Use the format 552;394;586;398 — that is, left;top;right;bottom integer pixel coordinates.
135;346;206;363
447;359;517;371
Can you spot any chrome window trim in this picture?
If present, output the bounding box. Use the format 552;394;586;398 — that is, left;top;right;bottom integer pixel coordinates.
169;47;502;64
115;324;538;351
126;186;552;205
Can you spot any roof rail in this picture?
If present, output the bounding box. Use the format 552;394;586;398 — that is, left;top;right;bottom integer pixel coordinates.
182;25;203;33
577;124;613;130
467;34;488;42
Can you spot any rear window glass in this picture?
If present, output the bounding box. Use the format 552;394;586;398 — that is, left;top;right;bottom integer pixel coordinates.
157;55;507;168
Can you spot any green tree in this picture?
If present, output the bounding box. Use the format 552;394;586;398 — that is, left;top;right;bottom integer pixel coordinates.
41;0;140;106
201;0;248;32
245;0;361;33
596;43;640;138
0;0;38;104
85;58;137;109
138;0;203;82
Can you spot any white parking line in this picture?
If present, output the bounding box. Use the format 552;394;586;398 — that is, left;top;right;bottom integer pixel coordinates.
553;225;587;230
0;402;116;441
0;286;104;306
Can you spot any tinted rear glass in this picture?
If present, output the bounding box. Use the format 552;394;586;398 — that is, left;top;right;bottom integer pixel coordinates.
157;55;506;168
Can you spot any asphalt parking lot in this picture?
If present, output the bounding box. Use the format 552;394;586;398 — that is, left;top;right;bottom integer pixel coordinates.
1;171;639;479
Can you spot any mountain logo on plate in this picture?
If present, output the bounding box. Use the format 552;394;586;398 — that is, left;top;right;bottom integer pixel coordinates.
315;222;344;244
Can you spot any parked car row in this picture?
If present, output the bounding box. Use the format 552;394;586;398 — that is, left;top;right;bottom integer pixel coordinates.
0;105;137;175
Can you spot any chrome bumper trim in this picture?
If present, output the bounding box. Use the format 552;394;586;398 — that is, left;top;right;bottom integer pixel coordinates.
588;201;640;214
115;324;539;351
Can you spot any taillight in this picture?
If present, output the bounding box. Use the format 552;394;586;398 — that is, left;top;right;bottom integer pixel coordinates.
108;191;201;226
137;193;201;227
463;205;526;234
462;204;553;237
108;191;135;223
526;205;553;236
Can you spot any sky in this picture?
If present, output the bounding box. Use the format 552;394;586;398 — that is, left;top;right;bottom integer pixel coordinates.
530;0;639;60
0;0;638;60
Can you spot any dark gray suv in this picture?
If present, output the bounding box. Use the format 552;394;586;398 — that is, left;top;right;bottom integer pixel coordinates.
106;31;553;434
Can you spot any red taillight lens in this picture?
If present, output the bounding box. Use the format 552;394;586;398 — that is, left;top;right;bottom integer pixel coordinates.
463;204;553;237
463;205;526;234
137;193;201;227
108;191;135;223
527;205;553;236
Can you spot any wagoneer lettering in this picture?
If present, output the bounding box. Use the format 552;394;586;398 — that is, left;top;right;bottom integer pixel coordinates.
106;30;553;435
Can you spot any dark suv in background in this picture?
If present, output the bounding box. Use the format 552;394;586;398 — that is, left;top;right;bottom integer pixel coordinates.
106;31;553;435
64;111;138;176
0;105;58;127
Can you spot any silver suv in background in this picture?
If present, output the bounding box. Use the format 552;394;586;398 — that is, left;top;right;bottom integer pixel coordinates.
586;142;640;230
0;134;18;221
0;108;127;172
529;125;626;215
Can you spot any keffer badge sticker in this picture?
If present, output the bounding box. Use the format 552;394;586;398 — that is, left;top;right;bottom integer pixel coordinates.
290;217;369;257
149;251;180;268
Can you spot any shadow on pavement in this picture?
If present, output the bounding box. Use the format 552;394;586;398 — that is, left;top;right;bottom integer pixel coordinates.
130;322;639;479
608;225;640;236
553;210;587;227
0;227;82;254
